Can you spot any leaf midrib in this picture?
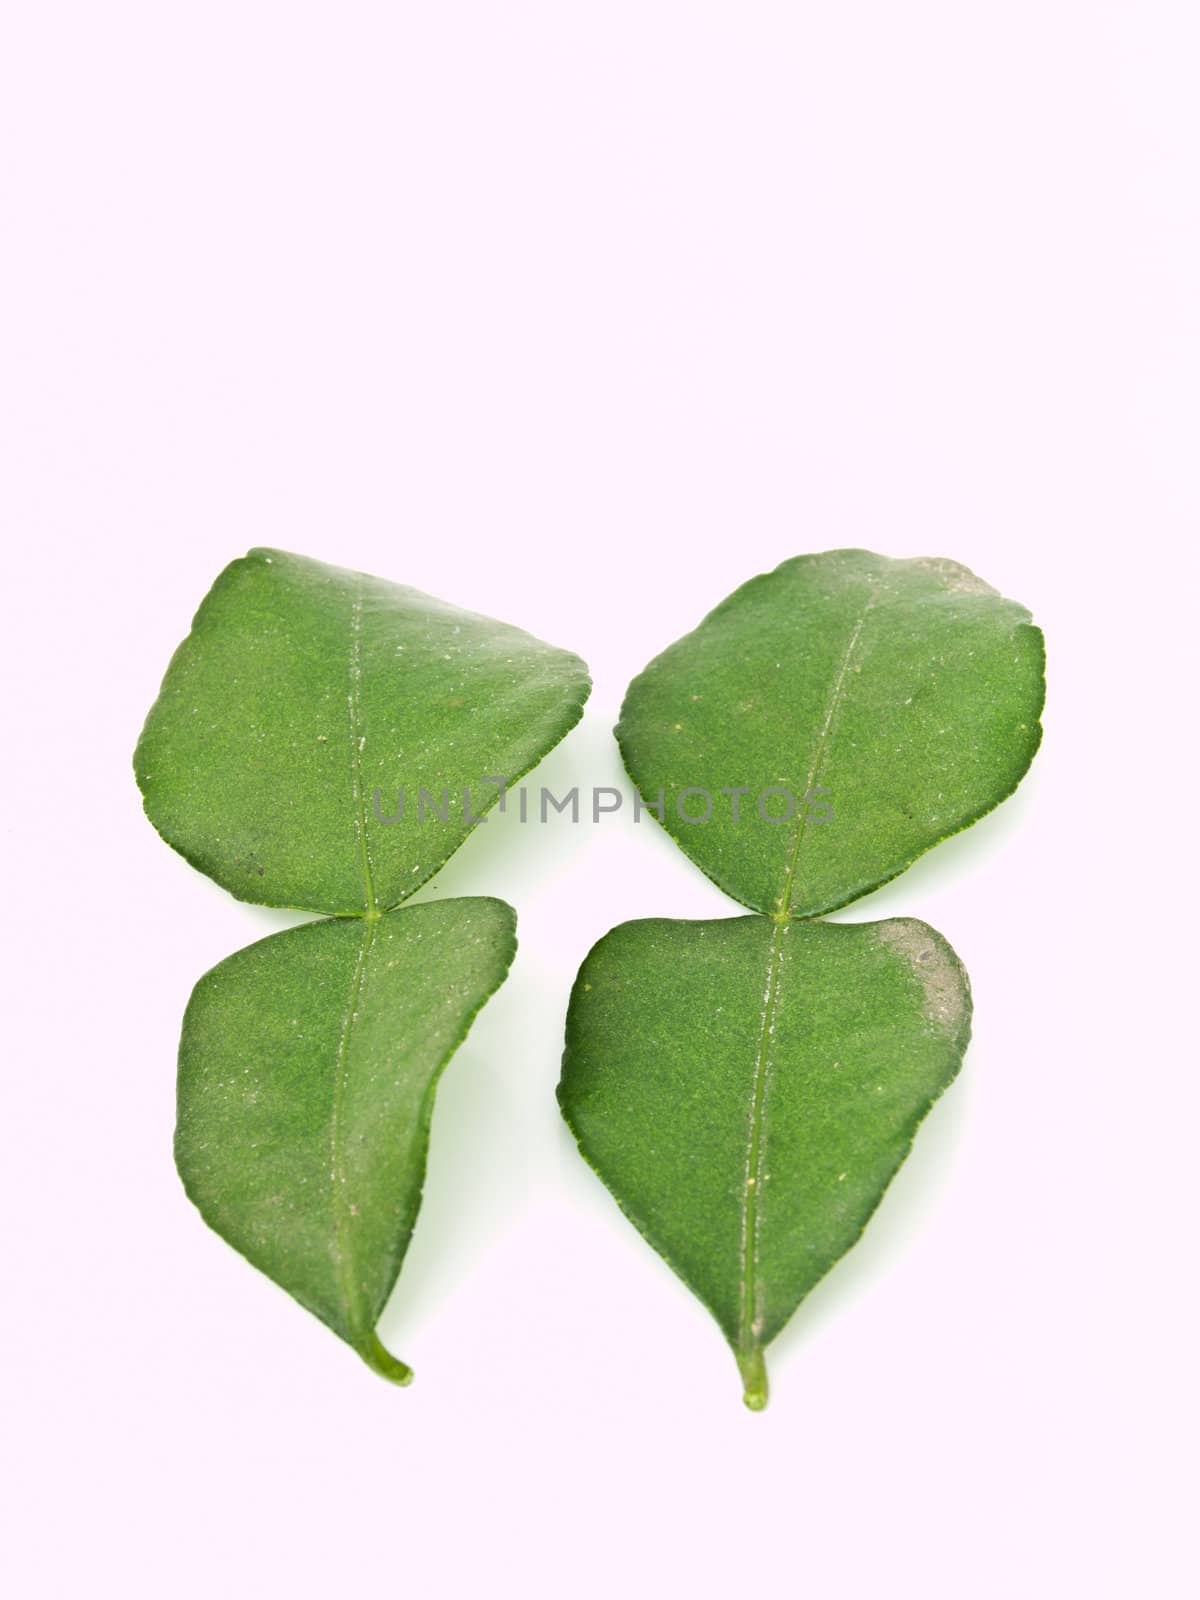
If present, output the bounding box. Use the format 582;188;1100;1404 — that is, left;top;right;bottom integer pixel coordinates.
331;571;385;1328
347;581;377;914
736;588;876;1383
776;587;874;919
737;917;786;1370
329;916;377;1343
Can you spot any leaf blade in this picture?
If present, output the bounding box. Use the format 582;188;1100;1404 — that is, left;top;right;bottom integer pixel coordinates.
176;896;517;1378
135;548;591;914
558;913;971;1406
616;550;1044;916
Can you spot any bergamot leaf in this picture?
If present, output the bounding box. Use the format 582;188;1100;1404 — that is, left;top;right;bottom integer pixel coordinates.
136;547;590;914
176;896;517;1381
559;914;970;1407
616;550;1043;917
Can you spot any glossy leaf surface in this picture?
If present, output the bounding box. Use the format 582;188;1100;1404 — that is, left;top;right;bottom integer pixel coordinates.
177;897;517;1381
136;548;590;914
559;914;971;1407
616;550;1044;917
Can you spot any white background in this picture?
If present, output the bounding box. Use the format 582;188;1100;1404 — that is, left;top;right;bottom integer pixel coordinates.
2;5;1197;1596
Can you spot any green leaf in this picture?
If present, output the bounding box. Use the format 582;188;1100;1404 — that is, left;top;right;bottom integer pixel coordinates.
616;550;1044;917
135;548;590;914
138;553;586;1384
176;896;517;1381
559;914;971;1408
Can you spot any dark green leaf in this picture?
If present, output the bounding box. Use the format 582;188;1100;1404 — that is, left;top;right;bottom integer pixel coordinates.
617;550;1044;917
559;914;971;1407
136;548;590;914
176;897;517;1381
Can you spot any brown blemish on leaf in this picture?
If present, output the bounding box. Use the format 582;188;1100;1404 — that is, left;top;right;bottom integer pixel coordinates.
875;919;969;1035
903;556;997;597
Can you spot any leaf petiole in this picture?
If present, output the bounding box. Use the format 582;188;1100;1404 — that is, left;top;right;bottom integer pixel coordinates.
737;1345;769;1411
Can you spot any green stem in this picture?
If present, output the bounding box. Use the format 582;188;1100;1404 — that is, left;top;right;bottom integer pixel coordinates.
738;1345;769;1411
357;1330;413;1386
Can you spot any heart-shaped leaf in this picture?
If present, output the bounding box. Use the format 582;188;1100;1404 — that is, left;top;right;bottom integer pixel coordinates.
136;548;590;914
176;897;517;1381
559;914;970;1407
616;550;1044;917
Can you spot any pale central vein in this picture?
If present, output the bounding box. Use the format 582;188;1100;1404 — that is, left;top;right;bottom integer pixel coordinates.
777;589;875;919
736;589;876;1363
348;583;376;914
737;917;787;1359
329;917;377;1338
